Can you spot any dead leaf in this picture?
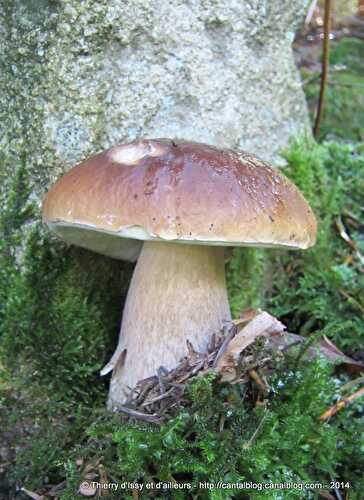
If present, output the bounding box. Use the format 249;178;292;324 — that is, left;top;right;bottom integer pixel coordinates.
268;332;364;373
45;480;67;497
215;311;286;376
117;309;362;422
235;308;260;325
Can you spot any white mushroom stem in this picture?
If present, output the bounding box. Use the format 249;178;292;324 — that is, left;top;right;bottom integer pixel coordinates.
103;241;231;409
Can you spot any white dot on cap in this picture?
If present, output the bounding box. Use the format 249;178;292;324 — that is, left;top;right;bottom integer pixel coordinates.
108;141;166;165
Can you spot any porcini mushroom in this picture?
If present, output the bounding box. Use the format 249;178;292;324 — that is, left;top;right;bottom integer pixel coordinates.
42;139;317;408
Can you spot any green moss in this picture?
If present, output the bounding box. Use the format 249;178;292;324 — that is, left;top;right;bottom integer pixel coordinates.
2;356;363;499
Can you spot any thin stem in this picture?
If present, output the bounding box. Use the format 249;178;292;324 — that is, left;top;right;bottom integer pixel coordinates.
313;0;332;139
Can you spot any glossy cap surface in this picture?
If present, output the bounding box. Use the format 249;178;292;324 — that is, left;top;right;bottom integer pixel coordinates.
43;139;317;260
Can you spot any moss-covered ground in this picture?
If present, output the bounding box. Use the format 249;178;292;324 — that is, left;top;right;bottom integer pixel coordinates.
0;27;363;500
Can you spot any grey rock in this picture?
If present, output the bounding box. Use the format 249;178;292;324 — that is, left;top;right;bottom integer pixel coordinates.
1;0;310;204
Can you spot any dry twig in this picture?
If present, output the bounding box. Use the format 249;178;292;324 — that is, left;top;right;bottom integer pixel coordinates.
248;369;270;394
319;386;364;422
313;0;332;138
340;375;364;393
116;405;163;424
334;217;364;267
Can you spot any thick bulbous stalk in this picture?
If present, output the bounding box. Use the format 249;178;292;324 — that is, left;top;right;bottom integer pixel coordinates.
106;241;231;409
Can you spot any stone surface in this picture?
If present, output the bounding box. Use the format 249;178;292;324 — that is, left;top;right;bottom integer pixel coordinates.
1;0;310;208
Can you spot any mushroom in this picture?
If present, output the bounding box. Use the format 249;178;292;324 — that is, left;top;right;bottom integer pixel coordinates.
42;139;317;408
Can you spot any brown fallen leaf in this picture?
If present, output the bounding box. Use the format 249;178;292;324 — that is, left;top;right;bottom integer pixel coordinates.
268;332;364;373
235;308;260;326
118;309;363;422
215;311;286;378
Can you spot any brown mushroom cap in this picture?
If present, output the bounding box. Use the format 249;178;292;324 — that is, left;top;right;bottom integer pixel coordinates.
42;139;317;260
